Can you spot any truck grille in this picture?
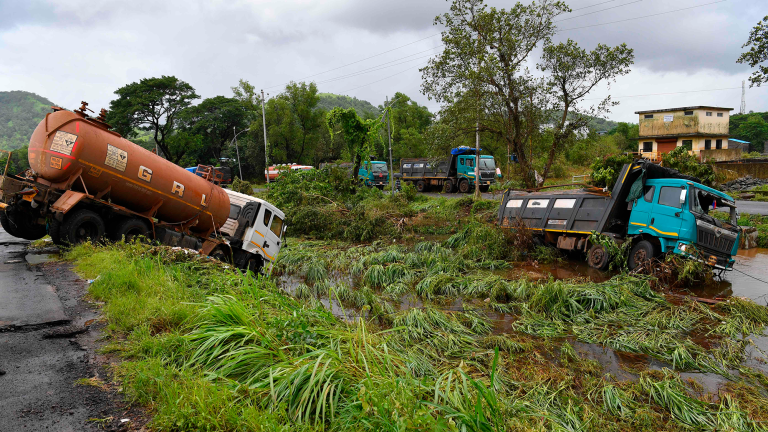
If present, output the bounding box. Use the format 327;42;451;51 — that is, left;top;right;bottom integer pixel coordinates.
695;219;737;255
480;172;494;180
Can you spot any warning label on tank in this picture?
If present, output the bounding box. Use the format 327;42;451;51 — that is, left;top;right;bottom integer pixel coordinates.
105;144;128;172
50;131;77;156
50;156;62;169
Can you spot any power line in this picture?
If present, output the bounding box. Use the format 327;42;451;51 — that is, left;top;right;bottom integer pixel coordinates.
556;0;646;22
312;47;442;86
558;0;727;31
263;32;442;90
570;0;622;11
583;86;742;100
338;62;431;93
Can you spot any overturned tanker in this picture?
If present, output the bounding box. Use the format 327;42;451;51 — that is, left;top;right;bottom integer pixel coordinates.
498;160;740;271
0;103;286;273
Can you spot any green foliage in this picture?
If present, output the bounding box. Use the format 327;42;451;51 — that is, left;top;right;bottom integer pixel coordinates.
266;82;325;166
0;91;55;150
732;114;768;152
180;95;249;163
107;75;200;164
316;93;379;118
326;107;383;180
737;15;768;87
0;145;30;175
589;153;633;188
661;146;719;187
230;177;253;195
380;92;434;160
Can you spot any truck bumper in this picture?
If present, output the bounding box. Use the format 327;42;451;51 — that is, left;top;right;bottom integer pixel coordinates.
672;241;734;270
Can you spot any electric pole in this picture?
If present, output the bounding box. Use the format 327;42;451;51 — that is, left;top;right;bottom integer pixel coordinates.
386;96;394;195
233;126;243;180
740;80;746;115
261;89;269;185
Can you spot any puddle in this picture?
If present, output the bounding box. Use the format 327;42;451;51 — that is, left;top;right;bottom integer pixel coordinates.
499;261;614;283
25;253;60;265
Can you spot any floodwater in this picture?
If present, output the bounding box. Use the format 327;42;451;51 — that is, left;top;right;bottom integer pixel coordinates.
24;252;60;265
691;248;768;303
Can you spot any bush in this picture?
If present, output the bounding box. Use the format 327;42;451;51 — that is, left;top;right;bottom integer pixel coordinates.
590;154;634;188
661;147;720;187
230;177;253;195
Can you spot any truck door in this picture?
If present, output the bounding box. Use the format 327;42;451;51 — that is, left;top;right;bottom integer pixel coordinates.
628;185;655;232
248;206;284;263
649;185;686;239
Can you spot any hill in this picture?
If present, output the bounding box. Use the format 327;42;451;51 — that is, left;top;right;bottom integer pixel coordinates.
0;91;57;150
317;93;379;118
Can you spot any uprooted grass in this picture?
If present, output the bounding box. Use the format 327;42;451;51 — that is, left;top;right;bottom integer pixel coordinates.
69;241;768;431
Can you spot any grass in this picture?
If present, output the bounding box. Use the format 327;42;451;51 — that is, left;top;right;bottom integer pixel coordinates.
66;233;768;431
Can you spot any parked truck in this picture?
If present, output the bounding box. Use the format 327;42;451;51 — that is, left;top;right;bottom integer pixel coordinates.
358;161;389;189
0;104;286;273
498;160;739;271
400;147;497;193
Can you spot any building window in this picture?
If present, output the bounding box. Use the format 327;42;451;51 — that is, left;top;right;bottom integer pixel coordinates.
682;140;693;150
644;114;653;119
717;112;723;117
706;112;712;116
684;111;694;116
716;139;722;149
705;139;712;150
643;142;653;152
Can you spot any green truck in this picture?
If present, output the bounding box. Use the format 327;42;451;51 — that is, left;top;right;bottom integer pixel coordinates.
498;160;739;271
399;147;497;193
358;161;389;189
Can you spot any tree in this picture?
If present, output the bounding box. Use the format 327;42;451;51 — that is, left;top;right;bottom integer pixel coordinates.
379;92;434;160
325;108;383;179
735;114;768;151
232;79;267;182
266;82;324;165
737;16;768;87
181;96;249;163
421;0;633;187
107;76;199;164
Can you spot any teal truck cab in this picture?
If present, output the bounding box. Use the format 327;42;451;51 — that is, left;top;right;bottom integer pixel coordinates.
358;161;389;189
498;160;739;271
400;147;497;193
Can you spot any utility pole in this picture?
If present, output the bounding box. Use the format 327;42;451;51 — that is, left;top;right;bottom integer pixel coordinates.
740;80;746;115
233;126;243;180
386;96;394;195
261;89;269;185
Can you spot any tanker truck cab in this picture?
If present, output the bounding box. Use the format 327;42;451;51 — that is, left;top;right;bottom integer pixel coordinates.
221;189;286;273
626;179;739;270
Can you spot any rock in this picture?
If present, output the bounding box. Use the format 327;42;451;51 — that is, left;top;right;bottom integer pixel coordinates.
0;369;6;376
740;226;759;249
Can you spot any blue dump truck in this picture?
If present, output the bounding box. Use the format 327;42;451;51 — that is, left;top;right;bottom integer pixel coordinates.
498;160;739;271
400;147;497;193
358;161;389;189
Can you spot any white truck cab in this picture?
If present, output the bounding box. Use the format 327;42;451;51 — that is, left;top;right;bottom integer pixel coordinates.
221;189;286;272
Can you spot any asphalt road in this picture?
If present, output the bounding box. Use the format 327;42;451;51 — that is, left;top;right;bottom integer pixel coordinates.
0;229;145;431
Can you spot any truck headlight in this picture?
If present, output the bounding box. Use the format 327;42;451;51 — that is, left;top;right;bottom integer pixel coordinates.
678;242;687;252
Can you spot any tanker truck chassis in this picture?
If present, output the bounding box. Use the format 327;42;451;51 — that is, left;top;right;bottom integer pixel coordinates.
0;104;286;274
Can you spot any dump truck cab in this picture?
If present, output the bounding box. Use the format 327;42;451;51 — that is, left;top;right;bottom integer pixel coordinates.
358;161;389;189
452;151;497;190
627;178;738;269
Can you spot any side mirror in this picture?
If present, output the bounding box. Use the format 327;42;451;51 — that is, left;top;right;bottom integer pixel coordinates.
680;189;687;204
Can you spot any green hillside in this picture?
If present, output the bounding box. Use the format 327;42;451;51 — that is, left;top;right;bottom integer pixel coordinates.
0;91;56;150
317;93;379;118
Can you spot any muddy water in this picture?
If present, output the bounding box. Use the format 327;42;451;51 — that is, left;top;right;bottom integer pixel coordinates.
691;248;768;302
502;260;613;283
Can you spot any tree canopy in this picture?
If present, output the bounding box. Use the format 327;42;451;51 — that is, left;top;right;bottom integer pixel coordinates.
738;15;768;87
107;75;199;163
0;91;56;150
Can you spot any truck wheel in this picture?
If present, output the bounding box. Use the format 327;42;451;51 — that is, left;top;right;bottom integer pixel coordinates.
416;180;427;192
458;180;470;193
442;180;454;193
49;218;64;245
587;244;611;270
479;185;490;193
2;204;47;240
111;217;151;243
61;209;105;245
210;247;231;263
628;240;655;270
245;255;263;274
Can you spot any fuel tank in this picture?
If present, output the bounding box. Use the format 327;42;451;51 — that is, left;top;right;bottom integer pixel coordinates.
28;108;230;235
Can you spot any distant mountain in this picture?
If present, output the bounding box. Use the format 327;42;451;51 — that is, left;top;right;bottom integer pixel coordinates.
317;93;379;118
589;117;619;132
0;91;57;150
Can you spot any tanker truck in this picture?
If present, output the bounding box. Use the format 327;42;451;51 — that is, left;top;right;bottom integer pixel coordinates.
0;103;286;274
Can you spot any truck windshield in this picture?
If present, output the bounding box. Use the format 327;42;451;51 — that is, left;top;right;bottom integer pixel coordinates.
691;187;738;227
371;164;388;173
479;159;496;170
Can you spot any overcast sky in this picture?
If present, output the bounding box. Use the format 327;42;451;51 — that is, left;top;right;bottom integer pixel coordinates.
0;0;765;123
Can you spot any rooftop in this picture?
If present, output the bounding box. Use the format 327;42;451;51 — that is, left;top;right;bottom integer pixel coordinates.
635;106;734;114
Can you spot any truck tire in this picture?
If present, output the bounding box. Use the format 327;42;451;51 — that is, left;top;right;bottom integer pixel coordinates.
245;254;263;274
210;246;231;263
111;217;151;243
49;218;64;245
416;180;427;192
1;204;47;240
61;209;105;245
443;180;454;193
587;244;611;270
628;240;655;270
458;179;470;193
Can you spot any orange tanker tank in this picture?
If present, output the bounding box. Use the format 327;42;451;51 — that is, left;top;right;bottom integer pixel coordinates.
27;107;229;236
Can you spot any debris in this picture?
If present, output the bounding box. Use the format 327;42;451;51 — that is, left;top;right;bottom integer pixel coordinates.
120;418;130;423
4;259;23;264
86;275;100;284
722;175;768;192
43;324;89;339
